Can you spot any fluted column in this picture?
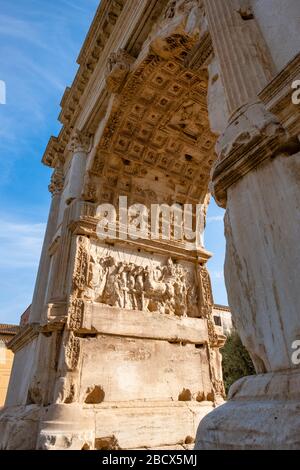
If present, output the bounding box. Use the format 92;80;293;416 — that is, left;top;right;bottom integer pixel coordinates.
196;0;300;450
65;130;92;204
29;165;64;323
204;0;275;114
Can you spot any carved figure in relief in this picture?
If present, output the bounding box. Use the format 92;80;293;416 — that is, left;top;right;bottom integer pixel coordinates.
114;262;126;308
127;263;137;309
88;256;112;301
165;1;177;19
87;255;199;317
134;266;145;311
164;0;200;20
169;101;203;139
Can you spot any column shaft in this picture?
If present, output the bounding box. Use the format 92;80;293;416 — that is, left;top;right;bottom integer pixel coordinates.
204;0;274;114
29;169;64;323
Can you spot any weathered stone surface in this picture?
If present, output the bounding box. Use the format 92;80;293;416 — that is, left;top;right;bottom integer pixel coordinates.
0;405;41;450
0;401;213;450
224;152;300;373
196;0;300;451
79;335;213;403
3;0;299;451
196;370;300;450
83;304;209;343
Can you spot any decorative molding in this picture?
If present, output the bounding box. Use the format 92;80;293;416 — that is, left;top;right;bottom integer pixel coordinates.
68;218;212;263
211;101;300;207
259;52;300;138
48;166;65;196
65;332;81;371
42;0;127;168
7;324;40;353
68;298;85;331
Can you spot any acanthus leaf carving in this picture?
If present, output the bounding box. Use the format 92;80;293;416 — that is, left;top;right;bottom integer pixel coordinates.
48;166;65;196
82;173;98;202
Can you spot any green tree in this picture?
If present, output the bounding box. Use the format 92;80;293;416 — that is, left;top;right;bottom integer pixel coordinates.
221;332;256;396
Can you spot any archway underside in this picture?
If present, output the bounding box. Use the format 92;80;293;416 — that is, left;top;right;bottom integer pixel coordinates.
85;31;216;209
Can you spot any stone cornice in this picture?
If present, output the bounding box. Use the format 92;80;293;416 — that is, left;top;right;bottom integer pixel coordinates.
259;52;300;138
259;53;300;109
76;303;210;344
77;0;121;66
41;0;211;170
42;0;128;168
7;323;40;353
212;123;299;207
7;320;67;353
68;217;213;264
211;54;300;207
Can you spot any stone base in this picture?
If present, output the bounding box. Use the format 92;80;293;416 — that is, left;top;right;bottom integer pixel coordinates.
195;369;300;450
0;401;214;450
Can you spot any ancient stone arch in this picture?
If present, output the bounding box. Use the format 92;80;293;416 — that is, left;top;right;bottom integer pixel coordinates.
1;0;300;450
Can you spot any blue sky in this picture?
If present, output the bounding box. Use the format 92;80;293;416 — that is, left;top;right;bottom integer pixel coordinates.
0;0;227;325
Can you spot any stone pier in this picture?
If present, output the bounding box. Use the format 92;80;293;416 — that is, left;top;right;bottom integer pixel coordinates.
1;0;300;450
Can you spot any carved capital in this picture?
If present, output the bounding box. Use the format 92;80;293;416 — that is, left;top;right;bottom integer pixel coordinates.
82;172;98;202
164;0;203;19
211;101;300;207
48;166;64;196
68;129;93;154
105;49;134;93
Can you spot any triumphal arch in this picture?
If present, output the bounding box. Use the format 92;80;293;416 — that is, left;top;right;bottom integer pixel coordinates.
1;0;300;450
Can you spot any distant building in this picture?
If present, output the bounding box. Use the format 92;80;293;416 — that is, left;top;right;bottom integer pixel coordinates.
213;304;233;336
0;324;19;406
20;305;31;327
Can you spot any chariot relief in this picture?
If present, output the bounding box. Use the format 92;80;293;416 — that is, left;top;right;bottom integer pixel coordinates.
85;255;199;317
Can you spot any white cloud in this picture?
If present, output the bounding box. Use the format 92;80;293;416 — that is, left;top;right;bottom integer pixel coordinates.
211;270;224;280
207;215;224;223
0;218;45;268
0;14;49;49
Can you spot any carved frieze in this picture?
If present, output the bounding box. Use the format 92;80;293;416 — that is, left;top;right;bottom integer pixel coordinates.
198;264;213;313
86;255;199;318
68;298;84;330
72;236;91;295
65;332;81;371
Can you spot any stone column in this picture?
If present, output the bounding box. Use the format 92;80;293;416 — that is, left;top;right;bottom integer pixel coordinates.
204;0;274;114
196;0;300;449
29;165;64;323
65;130;92;204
